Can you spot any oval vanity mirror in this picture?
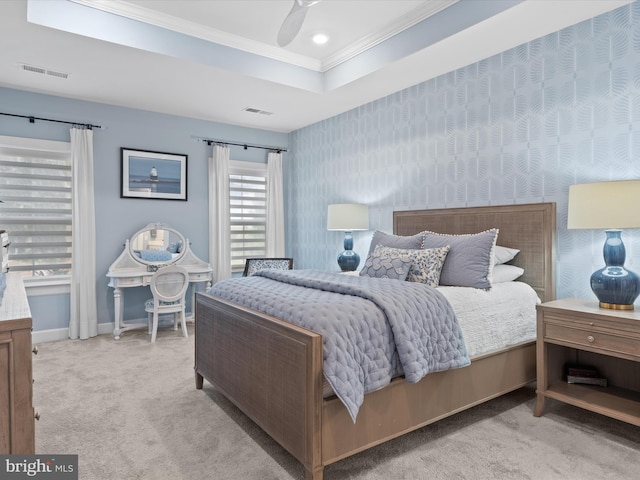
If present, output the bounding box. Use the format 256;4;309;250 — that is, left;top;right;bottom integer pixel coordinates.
128;223;186;266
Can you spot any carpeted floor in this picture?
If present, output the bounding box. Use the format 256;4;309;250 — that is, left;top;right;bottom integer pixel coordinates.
33;325;640;480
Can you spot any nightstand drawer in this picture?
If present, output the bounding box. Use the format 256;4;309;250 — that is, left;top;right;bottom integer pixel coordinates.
545;323;640;358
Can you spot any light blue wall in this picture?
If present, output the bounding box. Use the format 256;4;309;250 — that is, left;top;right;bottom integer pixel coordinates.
0;87;288;331
286;2;640;303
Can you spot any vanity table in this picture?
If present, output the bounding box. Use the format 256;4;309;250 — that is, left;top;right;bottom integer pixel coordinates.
107;223;212;340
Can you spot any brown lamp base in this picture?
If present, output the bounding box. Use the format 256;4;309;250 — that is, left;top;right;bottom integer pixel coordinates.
599;301;634;311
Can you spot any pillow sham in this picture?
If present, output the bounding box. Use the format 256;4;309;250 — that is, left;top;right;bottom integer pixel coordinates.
494;245;520;265
375;245;450;287
367;230;424;255
359;245;413;280
492;264;524;283
138;249;173;262
422;228;498;289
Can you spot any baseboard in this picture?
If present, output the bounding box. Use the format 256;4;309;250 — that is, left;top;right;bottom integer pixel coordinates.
31;316;189;343
32;322;115;343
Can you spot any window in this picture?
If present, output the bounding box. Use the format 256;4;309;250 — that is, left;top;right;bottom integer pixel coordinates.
0;135;72;281
229;160;267;272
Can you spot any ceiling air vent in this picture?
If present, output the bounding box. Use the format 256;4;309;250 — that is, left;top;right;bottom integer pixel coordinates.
20;64;69;79
243;107;273;116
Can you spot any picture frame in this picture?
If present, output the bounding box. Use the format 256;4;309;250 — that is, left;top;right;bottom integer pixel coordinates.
121;148;188;201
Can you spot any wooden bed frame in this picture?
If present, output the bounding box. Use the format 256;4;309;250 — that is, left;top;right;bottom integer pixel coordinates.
195;202;556;480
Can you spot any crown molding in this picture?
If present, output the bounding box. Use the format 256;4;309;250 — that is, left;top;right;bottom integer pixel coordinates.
320;0;458;71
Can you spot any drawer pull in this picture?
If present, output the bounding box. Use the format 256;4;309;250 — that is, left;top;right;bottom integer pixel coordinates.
587;335;595;343
34;411;40;421
32;345;39;355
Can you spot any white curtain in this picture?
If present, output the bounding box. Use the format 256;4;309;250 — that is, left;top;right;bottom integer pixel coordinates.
209;145;231;283
69;127;98;339
266;151;285;257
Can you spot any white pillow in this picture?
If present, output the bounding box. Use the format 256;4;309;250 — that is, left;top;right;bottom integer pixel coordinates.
493;245;520;265
492;264;524;283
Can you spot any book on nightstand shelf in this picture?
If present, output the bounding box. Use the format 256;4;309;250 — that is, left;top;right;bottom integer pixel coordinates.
564;364;608;387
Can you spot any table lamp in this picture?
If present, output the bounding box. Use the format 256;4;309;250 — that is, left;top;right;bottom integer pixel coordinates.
568;180;640;310
327;203;369;271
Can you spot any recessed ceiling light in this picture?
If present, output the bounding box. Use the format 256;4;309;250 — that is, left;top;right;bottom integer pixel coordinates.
312;33;329;45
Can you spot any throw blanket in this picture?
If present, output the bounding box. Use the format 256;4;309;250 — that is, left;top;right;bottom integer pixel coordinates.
209;270;470;421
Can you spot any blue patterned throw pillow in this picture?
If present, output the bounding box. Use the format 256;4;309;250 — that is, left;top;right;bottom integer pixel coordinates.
138;249;173;262
359;245;413;280
166;242;182;254
375;245;450;287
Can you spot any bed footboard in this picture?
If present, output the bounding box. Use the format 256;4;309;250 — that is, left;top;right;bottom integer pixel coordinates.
195;292;324;480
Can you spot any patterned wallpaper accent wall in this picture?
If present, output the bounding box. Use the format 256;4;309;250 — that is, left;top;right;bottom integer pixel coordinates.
286;2;640;302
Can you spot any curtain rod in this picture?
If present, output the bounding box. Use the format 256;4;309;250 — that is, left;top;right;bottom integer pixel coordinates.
0;112;102;129
194;136;287;153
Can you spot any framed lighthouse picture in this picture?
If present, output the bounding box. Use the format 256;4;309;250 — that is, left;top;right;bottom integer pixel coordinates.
121;148;188;201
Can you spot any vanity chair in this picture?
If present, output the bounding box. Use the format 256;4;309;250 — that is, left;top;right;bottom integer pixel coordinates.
107;223;212;340
145;265;189;342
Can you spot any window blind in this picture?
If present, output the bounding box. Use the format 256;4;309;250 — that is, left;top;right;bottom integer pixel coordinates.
0;138;72;278
229;164;267;271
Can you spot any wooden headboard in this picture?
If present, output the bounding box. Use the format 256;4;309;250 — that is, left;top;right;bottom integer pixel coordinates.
393;202;557;302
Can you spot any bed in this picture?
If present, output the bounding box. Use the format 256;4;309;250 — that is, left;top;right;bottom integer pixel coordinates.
195;202;556;480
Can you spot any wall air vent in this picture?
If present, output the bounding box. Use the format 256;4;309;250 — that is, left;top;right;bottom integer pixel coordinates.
20;64;69;79
243;107;273;116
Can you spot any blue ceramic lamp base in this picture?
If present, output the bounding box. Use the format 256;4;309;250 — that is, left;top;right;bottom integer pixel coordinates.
592;230;640;310
337;231;360;272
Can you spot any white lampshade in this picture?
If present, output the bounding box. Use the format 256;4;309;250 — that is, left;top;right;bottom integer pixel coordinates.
327;204;369;231
568;180;640;230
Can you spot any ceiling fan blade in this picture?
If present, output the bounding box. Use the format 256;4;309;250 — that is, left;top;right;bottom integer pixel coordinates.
277;0;319;47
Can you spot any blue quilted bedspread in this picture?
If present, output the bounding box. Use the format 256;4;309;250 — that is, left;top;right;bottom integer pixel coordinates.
208;269;470;421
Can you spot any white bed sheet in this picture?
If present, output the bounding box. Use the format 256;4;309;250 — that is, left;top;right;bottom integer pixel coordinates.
321;281;539;397
438;281;540;358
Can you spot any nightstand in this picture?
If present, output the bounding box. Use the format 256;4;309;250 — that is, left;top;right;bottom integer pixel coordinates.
534;298;640;426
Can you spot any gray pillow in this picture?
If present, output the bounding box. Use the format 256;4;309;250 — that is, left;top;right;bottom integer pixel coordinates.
359;245;413;280
367;230;424;255
375;245;450;287
422;229;498;289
